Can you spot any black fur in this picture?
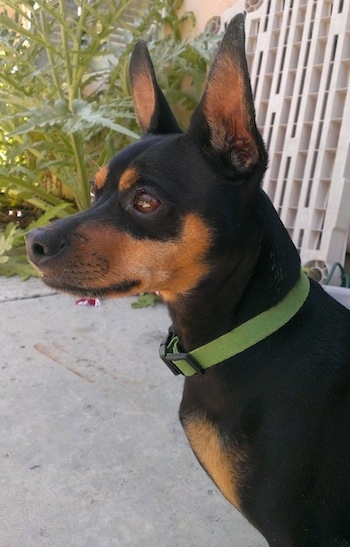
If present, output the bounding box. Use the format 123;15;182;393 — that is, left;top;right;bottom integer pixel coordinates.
26;14;350;547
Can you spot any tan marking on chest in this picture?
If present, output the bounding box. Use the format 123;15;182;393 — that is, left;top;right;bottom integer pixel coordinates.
183;416;244;509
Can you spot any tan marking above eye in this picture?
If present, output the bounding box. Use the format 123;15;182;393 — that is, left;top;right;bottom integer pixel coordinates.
94;166;109;190
119;167;140;192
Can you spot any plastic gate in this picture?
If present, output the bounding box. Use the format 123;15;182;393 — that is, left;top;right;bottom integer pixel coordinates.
219;0;350;283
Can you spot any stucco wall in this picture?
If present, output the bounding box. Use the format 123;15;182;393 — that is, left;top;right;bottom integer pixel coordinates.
181;0;239;35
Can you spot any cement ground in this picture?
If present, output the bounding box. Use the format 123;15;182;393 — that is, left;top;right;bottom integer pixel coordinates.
0;276;267;547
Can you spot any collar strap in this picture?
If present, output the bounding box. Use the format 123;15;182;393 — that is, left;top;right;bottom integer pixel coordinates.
159;272;310;377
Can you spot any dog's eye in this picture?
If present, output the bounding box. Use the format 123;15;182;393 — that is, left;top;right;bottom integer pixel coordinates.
133;192;160;213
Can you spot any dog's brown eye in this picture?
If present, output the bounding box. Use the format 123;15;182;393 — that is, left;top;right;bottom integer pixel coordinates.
134;192;160;213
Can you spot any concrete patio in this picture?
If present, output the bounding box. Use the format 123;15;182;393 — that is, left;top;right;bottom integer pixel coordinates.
0;276;267;547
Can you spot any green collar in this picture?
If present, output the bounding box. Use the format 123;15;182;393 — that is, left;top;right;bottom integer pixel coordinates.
159;272;310;377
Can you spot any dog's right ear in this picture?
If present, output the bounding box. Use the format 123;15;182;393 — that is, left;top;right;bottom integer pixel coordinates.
188;14;267;176
129;41;182;136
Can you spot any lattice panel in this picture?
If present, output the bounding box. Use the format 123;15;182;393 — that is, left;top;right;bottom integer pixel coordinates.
220;0;350;282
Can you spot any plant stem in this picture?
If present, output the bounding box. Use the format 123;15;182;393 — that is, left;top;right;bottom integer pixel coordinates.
70;0;88;101
58;0;73;106
39;9;64;100
69;133;90;210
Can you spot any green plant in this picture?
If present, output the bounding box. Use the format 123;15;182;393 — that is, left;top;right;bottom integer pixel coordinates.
0;222;16;264
131;292;162;308
0;0;219;278
0;204;69;279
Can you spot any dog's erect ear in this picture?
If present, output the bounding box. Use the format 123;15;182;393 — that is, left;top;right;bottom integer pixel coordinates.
129;41;182;136
188;14;266;174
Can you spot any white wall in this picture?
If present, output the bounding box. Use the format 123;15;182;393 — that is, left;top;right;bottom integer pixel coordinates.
180;0;239;35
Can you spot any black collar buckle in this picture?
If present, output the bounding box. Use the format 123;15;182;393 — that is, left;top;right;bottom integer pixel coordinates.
159;330;204;376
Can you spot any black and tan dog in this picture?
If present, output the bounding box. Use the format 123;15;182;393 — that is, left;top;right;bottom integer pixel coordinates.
26;14;350;547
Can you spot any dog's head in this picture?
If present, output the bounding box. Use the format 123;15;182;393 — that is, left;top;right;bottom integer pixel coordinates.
26;14;267;302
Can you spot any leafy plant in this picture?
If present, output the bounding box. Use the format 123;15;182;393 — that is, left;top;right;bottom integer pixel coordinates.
0;222;16;264
0;203;69;279
0;0;220;278
131;292;162;309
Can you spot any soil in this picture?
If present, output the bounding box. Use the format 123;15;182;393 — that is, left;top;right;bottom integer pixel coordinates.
0;205;39;231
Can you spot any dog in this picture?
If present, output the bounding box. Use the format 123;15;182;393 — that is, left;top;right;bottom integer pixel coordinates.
26;14;350;547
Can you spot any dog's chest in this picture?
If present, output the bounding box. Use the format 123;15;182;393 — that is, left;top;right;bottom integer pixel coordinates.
182;416;245;510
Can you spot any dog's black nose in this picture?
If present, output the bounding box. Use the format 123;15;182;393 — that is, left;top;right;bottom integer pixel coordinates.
26;227;67;266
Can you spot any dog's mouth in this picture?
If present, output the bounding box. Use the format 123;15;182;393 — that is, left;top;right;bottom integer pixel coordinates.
41;276;141;298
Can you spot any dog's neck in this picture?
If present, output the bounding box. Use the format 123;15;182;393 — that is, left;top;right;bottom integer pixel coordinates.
167;191;301;352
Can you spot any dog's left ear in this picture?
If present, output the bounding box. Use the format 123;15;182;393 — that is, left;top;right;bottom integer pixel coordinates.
129;41;182;135
188;14;267;175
